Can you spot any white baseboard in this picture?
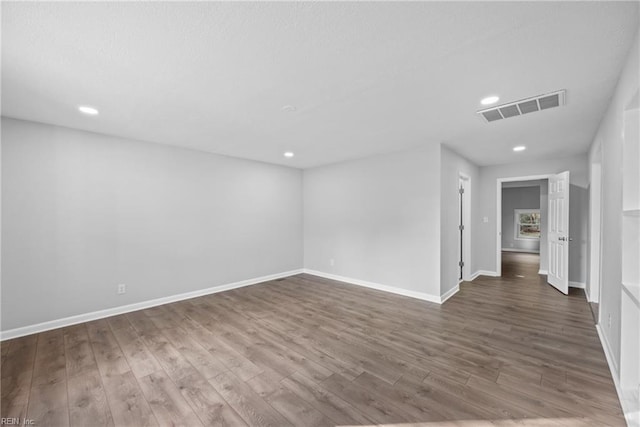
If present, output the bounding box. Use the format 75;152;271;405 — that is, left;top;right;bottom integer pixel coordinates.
440;285;460;303
303;269;446;303
468;271;481;281
0;269;304;341
595;325;633;424
501;248;540;254
569;281;586;289
538;269;548;275
473;270;499;278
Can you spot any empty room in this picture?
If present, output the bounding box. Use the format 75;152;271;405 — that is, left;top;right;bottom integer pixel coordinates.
1;1;639;426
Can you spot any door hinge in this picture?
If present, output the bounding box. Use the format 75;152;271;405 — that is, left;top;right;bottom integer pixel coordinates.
459;224;464;231
459;261;464;268
459;187;464;194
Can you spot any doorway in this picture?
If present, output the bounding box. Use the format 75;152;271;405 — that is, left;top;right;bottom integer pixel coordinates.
496;174;551;277
500;180;545;279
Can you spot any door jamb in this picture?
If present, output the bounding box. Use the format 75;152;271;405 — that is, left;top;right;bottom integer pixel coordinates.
589;142;603;323
459;173;472;281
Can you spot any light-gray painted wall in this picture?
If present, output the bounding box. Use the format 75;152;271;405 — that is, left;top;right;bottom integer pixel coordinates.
569;184;589;285
588;30;639;371
440;145;479;295
501;186;541;253
303;144;442;298
1;118;303;331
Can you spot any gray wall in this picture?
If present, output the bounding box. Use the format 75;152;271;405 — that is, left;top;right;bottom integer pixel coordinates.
303;145;442;297
440;145;479;295
476;154;589;280
501;186;541;253
569;184;589;285
1;118;303;331
588;30;639;370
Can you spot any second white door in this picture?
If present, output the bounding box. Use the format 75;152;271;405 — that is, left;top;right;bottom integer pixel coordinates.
548;171;570;294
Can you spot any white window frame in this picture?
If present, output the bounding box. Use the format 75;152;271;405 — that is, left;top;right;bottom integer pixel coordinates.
514;209;541;240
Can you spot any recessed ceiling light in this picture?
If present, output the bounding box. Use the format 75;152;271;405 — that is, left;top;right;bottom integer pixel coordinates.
284;152;295;158
481;96;500;105
78;105;99;115
513;146;526;152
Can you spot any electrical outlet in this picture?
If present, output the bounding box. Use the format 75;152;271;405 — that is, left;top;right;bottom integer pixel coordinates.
608;314;612;328
117;284;126;294
329;258;335;267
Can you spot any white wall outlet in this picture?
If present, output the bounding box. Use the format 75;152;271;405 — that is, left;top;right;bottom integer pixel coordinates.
483;216;489;223
117;284;126;294
608;313;612;328
329;258;335;267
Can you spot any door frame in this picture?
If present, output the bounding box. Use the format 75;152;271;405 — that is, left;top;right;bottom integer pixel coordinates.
459;173;472;282
588;160;602;306
496;174;552;277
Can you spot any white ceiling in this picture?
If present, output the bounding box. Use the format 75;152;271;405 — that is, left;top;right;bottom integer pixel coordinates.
2;2;638;168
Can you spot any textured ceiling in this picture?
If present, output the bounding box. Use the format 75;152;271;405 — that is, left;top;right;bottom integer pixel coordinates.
2;2;638;168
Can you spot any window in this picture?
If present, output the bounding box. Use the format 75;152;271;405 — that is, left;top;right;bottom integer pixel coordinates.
515;209;541;239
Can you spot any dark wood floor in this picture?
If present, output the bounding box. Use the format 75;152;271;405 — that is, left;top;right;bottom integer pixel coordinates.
1;258;624;426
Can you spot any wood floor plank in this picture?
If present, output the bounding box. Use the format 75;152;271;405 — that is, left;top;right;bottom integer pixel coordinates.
32;329;66;387
1;252;625;425
126;311;160;335
225;324;334;382
351;371;447;422
245;369;285;399
0;340;10;359
256;317;364;380
265;385;334;427
174;373;248;427
106;314;132;331
422;372;533;420
1;334;37;421
466;374;579;420
138;371;203;427
160;327;227;380
86;319;130;378
497;371;625;424
67;370;114;427
111;326;163;378
279;371;374;425
102;371;158;427
399;372;498;421
186;326;264;382
208;371;292;427
64;324;99;379
138;330;198;382
26;380;69;427
321;372;412;424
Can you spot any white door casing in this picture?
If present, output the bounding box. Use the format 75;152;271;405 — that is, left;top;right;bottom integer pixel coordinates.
548;171;570;294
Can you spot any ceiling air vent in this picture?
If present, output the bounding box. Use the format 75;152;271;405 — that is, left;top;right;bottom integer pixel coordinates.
477;90;565;123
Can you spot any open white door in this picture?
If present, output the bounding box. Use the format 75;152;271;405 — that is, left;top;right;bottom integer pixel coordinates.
548;171;570;294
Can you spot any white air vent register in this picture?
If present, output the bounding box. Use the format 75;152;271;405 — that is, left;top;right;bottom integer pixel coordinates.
477;90;566;123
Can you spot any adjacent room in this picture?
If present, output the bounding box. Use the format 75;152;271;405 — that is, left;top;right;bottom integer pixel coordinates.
2;2;639;426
